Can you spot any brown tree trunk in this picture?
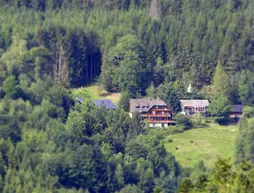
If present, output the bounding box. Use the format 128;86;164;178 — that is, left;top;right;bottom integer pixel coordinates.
150;0;160;19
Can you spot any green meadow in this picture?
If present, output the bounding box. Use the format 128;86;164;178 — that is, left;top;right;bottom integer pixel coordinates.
164;124;238;168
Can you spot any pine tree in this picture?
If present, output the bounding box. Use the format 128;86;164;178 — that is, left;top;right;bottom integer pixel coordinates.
212;61;231;99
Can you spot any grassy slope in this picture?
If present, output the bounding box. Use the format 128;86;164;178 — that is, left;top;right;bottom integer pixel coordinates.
72;85;121;105
164;124;238;168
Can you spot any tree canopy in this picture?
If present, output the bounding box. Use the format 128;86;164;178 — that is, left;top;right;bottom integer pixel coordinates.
0;0;254;192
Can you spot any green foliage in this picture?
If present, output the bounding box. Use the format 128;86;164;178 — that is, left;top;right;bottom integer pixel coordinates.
179;158;254;193
238;70;254;105
178;178;193;193
146;83;156;98
208;96;231;124
119;91;130;111
1;0;254;192
0;0;252;101
235;107;254;164
0;85;182;193
211;61;231;99
174;114;193;130
116;184;143;193
2;76;19;99
101;35;153;97
125;140;148;160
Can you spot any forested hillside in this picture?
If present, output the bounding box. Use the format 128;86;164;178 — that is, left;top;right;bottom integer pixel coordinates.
0;0;254;192
0;0;254;89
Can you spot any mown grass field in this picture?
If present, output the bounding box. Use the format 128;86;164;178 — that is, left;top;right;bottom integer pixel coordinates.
72;85;121;105
164;124;238;168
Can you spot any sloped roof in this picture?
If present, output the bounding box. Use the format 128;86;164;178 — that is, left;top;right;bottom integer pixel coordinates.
180;99;209;107
231;105;243;113
94;99;117;110
130;98;168;113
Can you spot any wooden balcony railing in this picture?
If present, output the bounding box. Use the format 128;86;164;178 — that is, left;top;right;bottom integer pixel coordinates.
141;114;171;118
149;120;175;123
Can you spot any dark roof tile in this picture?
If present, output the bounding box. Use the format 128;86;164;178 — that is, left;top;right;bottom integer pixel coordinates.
231;105;243;113
130;98;168;113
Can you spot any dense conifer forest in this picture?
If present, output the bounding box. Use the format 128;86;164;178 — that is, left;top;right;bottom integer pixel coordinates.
0;0;254;192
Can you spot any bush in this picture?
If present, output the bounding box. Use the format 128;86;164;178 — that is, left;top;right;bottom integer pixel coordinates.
168;138;173;143
174;114;193;130
207;96;231;124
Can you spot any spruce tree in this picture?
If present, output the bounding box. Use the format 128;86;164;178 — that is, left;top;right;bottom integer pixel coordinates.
212;61;231;99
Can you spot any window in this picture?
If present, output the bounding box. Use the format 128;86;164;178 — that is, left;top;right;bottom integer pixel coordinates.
162;111;164;115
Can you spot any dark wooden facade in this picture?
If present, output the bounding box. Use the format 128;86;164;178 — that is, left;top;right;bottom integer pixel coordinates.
129;98;175;127
140;106;175;127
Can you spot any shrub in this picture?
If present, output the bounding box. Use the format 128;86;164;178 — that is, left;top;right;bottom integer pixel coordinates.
167;126;185;134
174;114;193;130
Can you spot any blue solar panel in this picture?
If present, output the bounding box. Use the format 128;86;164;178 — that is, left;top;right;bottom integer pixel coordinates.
76;97;84;103
94;100;117;110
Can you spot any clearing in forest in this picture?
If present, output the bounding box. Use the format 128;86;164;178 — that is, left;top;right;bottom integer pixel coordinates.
164;124;238;168
72;85;121;105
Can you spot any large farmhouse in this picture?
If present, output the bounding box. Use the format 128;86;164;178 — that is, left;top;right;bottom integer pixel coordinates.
180;99;210;117
129;98;175;127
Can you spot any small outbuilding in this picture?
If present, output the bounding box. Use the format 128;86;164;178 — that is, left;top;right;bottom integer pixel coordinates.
229;105;243;120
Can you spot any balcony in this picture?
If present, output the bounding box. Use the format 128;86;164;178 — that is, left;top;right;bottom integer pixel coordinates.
149;120;175;123
147;114;171;118
153;108;171;111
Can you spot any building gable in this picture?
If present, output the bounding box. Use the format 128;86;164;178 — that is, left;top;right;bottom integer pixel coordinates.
180;100;209;108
